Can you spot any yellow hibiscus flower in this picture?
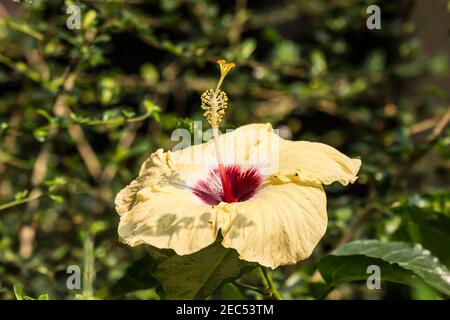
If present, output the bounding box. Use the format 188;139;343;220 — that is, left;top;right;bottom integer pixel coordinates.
115;61;361;269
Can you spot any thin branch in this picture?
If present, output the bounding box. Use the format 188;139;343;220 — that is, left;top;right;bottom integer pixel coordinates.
410;116;441;135
0;192;44;211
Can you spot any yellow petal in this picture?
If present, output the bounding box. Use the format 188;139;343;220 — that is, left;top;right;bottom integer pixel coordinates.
215;123;281;176
135;123;278;184
219;182;327;269
118;187;220;255
278;139;361;186
115;147;220;255
142;123;279;181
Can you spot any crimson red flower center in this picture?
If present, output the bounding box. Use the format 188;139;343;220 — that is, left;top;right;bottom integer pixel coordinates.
192;165;263;205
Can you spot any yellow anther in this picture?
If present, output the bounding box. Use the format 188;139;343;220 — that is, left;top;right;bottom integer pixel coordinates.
201;89;229;128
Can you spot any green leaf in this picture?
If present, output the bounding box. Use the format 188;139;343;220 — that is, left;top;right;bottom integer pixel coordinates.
140;63;159;85
141;99;161;123
153;242;256;300
0;122;9;132
221;283;245;300
99;77;119;105
14;190;29;201
44;177;66;192
365;50;386;74
70;113;90;124
388;193;450;266
49;194;64;203
319;240;450;296
13;285;23;300
83;10;97;29
110;255;159;298
90;221;109;235
33;126;50;142
238;38;257;60
37;294;49;300
310;50;327;78
319;255;421;287
36;109;56;124
428;54;449;75
271;40;300;67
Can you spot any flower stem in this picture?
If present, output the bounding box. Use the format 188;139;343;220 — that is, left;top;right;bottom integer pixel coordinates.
259;266;283;300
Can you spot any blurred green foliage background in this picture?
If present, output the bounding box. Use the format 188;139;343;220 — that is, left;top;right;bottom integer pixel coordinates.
0;0;449;300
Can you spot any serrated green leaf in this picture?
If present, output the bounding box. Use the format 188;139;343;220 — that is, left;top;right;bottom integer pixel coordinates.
319;255;421;286
319;240;450;296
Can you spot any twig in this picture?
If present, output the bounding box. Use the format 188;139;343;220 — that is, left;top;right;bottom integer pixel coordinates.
410;116;441;135
427;109;450;143
82;233;95;299
0;192;44;211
